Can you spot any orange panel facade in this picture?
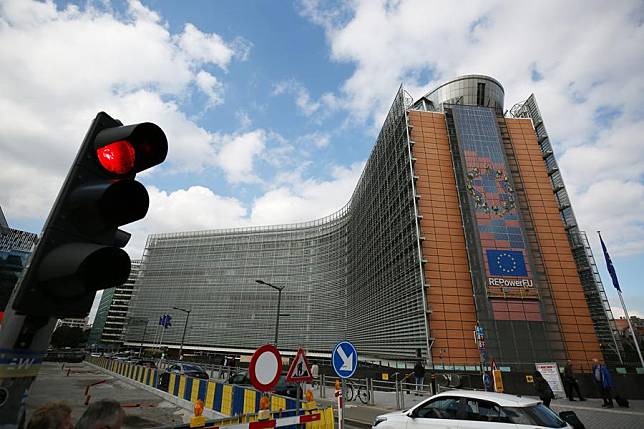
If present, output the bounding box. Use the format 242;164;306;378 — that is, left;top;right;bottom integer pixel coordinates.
408;110;481;365
506;119;602;370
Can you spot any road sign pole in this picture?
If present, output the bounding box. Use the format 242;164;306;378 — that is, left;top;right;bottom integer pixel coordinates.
296;382;302;425
339;378;345;429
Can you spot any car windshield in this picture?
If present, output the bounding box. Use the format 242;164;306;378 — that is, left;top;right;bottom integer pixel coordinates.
504;404;567;428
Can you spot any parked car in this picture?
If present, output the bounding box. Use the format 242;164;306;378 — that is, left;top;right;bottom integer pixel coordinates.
228;370;302;399
113;353;132;361
372;390;581;429
159;363;209;390
134;359;157;368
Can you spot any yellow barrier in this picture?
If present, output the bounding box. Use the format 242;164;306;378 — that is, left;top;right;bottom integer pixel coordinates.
221;384;233;415
243;389;256;414
179;375;187;399
191;378;201;402
271;395;286;412
206;381;216;407
84;357;334;429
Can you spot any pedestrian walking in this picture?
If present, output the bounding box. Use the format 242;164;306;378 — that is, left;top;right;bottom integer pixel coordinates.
413;360;425;396
311;363;319;387
564;360;585;401
533;371;554;408
592;358;614;408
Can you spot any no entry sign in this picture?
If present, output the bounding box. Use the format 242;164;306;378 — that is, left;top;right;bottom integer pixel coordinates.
249;344;282;392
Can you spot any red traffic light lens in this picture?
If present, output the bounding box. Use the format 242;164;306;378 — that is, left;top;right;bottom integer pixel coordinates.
97;140;135;175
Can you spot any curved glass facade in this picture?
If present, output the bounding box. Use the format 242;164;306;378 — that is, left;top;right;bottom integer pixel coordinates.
125;75;609;370
423;75;504;111
125;87;429;360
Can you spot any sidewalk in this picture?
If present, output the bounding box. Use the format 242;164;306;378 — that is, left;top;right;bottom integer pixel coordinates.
27;362;190;428
316;398;385;429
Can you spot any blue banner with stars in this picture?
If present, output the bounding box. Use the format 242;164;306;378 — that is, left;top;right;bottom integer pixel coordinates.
486;250;528;277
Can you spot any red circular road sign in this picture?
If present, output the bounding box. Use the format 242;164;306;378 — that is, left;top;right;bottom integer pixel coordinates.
249;344;282;392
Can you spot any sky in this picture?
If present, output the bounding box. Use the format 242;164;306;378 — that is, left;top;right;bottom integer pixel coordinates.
0;0;642;322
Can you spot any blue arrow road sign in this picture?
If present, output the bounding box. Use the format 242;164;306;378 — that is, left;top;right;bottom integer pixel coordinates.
159;314;172;329
332;341;358;378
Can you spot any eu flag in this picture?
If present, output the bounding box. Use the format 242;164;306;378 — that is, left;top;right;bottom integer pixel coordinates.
598;232;621;292
486;249;528;276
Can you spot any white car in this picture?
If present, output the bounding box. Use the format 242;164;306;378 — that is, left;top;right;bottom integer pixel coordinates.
372;390;577;429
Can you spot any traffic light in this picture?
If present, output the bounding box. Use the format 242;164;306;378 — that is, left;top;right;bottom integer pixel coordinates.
12;112;167;317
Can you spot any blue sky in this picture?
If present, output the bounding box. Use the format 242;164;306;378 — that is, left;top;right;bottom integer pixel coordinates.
0;0;642;319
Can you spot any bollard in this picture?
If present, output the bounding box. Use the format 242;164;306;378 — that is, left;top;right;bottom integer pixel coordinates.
190;399;205;428
400;380;405;410
258;395;271;420
320;374;325;398
335;380;343;429
368;378;375;406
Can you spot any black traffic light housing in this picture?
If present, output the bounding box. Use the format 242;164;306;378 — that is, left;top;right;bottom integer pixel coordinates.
12;112;167;317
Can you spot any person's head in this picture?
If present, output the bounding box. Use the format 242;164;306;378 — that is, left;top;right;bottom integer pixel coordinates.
27;402;72;429
593;358;599;364
75;400;124;429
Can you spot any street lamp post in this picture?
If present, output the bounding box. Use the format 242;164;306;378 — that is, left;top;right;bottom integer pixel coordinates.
256;280;285;346
173;306;191;360
140;321;149;358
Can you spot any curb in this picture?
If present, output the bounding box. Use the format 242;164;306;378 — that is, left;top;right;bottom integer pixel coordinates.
344;417;373;429
85;361;224;419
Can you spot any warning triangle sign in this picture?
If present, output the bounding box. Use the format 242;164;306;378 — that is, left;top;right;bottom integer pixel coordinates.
286;348;313;382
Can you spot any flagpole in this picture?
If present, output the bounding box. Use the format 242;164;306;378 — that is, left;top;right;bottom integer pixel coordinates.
598;231;644;368
616;290;644;368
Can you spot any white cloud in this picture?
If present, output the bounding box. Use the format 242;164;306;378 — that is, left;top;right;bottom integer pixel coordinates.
574;180;644;257
302;132;331;148
215;130;268;183
195;70;224;106
120;162;364;256
300;0;644;255
125;185;249;257
175;22;235;70
0;0;247;221
272;79;340;118
272;79;322;116
250;162;363;225
610;304;643;320
236;110;252;129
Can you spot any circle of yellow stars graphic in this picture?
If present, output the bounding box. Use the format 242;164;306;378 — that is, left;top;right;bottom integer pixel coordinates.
496;252;518;274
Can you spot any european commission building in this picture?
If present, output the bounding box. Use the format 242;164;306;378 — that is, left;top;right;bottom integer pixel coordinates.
126;76;620;371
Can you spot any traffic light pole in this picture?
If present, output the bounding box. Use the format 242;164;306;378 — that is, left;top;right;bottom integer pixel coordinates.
0;112;167;427
0;304;56;427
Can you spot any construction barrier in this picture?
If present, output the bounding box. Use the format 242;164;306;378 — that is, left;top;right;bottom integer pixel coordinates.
86;357;333;429
154;406;334;429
